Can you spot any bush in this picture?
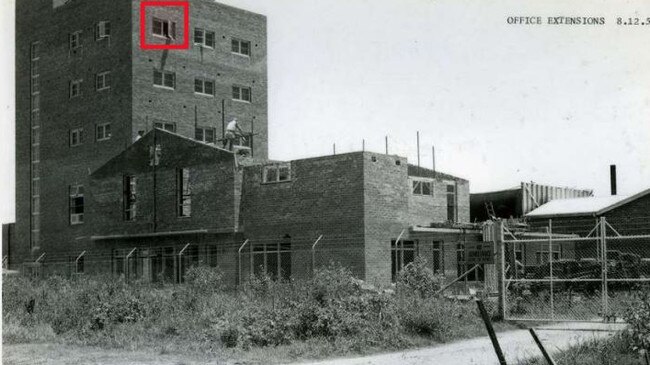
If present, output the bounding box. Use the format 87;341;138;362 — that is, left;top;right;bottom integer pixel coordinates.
397;256;442;298
183;265;224;293
623;287;650;355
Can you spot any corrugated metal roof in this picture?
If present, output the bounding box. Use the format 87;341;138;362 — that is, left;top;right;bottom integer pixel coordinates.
526;188;650;218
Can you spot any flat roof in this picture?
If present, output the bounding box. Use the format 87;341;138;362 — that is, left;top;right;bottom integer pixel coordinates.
526;188;650;218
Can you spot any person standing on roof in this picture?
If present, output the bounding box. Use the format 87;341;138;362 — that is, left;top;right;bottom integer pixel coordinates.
223;117;245;151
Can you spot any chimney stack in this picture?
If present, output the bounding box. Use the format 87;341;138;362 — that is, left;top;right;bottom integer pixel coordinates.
610;164;617;196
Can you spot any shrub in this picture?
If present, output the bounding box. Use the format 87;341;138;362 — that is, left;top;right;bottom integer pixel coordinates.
622;287;650;355
397;256;441;298
183;265;224;293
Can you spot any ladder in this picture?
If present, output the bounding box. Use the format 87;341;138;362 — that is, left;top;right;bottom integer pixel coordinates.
485;201;496;220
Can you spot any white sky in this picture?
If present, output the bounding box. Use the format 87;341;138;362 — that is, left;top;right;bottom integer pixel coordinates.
1;0;649;225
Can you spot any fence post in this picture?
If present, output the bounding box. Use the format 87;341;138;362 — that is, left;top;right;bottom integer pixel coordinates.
177;243;191;284
600;216;608;319
124;248;136;283
75;251;85;275
311;235;323;276
494;220;506;319
548;219;554;321
237;239;249;287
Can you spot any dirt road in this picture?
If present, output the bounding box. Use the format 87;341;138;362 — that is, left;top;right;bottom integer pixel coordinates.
291;322;627;365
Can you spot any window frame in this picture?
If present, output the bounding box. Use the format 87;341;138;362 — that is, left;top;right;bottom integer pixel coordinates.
70;128;83;147
152;17;176;39
96;123;112;141
96;71;111;91
123;175;137;221
251;241;291;280
446;183;457;223
69;184;84;225
69;79;82;98
412;179;434;196
231;38;251;57
95;20;111;40
153;121;176;132
232;85;252;103
153;69;176;90
262;164;291;184
194;28;215;48
176;168;192;218
194;77;215;96
195;126;216;144
69;30;82;50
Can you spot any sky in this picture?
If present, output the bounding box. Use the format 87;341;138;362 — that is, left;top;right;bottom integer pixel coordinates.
1;0;649;225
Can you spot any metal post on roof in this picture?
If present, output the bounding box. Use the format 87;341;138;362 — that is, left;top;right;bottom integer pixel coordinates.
237;239;250;287
432;145;436;173
385;136;388;155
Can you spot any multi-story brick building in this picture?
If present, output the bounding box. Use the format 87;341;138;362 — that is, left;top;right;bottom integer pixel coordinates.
12;0;479;286
14;0;267;268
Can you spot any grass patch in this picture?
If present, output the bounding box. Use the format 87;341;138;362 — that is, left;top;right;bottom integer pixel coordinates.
518;335;648;365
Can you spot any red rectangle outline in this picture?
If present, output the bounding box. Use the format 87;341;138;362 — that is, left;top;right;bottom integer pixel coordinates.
140;1;190;50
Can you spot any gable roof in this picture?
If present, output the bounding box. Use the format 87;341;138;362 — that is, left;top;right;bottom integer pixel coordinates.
91;128;234;179
526;188;650;218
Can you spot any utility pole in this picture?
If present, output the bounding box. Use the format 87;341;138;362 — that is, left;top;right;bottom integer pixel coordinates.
385;136;388;155
417;131;421;171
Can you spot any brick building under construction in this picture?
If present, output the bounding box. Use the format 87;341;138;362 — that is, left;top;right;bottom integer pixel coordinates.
9;0;479;286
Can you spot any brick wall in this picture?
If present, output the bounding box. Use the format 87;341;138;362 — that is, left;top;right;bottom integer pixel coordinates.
131;0;268;161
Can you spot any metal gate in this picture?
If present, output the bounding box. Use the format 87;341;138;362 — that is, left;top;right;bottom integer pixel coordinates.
500;217;650;322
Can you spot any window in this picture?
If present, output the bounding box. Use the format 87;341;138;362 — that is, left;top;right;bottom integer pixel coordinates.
412;180;433;196
446;184;457;222
194;78;214;96
536;247;560;265
32;128;40;146
194;28;215;48
231;39;251;56
96;71;111;91
391;240;417;282
153;69;175;89
69;79;82;98
96;21;110;40
432;241;444;274
262;164;291;183
96;123;111;141
123;175;137;221
31;110;40;126
456;243;484;281
70;128;83;147
206;245;218;267
69;185;84;225
31;94;40;110
154;121;176;132
177;168;191;217
31;148;40;163
31;61;39;77
252;239;291;280
69;31;82;50
232;85;251;102
195;127;216;143
152;18;176;39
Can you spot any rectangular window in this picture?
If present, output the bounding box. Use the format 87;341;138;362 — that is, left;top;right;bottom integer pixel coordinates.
31;110;40;126
262;164;291;184
231;39;251;56
194;78;214;96
69;185;84;225
96;71;111;91
391;240;417;282
32;196;40;214
31;61;39;77
195;127;216;143
96;123;111;141
96;21;111;40
154;122;176;132
70;128;83;147
432;241;443;274
446;184;457;222
123;175;137;221
251;241;291;280
153;18;176;39
153;69;175;89
206;245;218;267
69;31;82;50
412;180;433;196
177;168;191;217
69;79;82;98
194;28;215;48
232;85;252;102
31;148;40;163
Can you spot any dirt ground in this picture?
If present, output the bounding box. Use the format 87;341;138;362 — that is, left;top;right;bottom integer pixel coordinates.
2;322;627;365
